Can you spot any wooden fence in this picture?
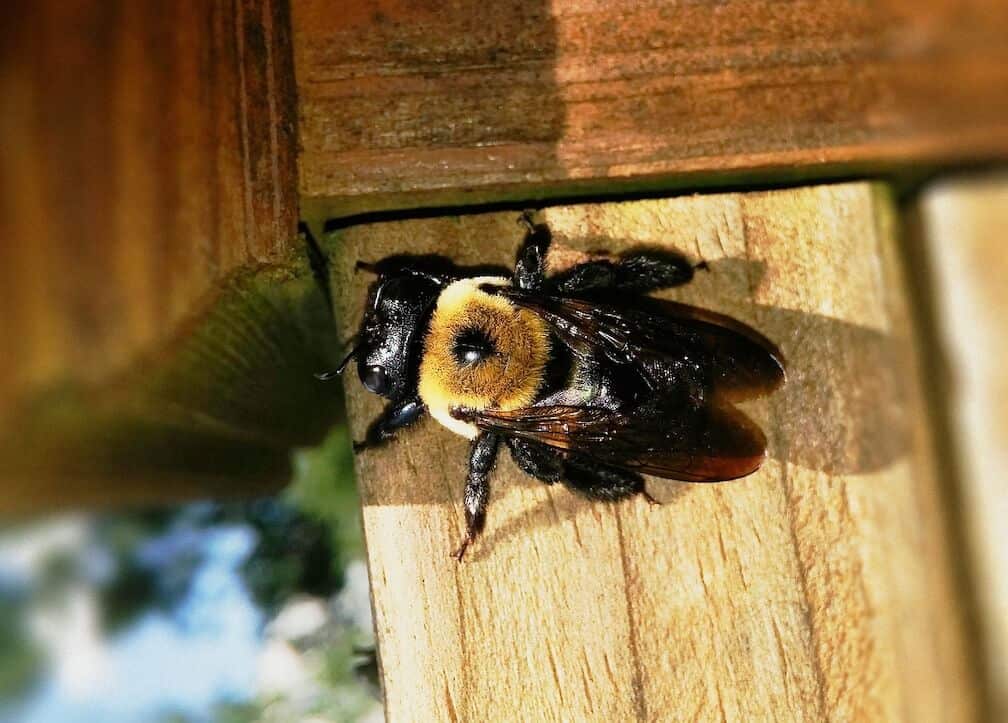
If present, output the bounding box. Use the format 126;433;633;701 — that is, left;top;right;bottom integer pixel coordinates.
2;1;1007;720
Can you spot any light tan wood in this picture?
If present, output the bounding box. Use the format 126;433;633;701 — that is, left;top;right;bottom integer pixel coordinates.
917;174;1008;721
294;0;1008;215
331;183;976;721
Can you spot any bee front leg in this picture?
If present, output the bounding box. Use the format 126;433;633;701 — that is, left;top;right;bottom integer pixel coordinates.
353;397;425;452
453;432;500;561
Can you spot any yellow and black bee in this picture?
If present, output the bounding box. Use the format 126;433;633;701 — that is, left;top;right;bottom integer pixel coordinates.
322;214;785;560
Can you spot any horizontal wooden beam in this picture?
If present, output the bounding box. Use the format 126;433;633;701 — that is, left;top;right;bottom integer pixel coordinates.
294;0;1008;215
329;183;977;720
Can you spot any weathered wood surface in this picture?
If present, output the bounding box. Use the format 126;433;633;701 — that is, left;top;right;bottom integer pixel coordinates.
0;0;342;511
331;183;976;721
294;0;1008;214
917;174;1008;722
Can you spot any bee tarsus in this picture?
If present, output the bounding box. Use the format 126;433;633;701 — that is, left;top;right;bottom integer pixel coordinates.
454;432;500;562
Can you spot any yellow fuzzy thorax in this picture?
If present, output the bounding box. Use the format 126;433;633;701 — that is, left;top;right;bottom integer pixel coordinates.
418;277;551;439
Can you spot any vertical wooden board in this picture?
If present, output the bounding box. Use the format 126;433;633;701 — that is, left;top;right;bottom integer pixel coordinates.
0;0;340;511
0;0;298;404
330;183;976;721
918;174;1008;721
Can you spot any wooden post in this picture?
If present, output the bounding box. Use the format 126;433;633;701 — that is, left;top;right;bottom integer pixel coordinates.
915;174;1008;720
0;0;344;512
330;183;977;721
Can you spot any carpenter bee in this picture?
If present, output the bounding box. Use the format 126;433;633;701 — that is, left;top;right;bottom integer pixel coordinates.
324;214;785;560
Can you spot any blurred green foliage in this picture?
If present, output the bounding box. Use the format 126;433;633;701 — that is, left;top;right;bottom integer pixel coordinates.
0;415;378;722
0;589;43;702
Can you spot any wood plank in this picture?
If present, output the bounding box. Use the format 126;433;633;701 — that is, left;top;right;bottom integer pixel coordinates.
0;0;344;511
916;174;1008;721
330;183;977;721
0;0;297;398
294;0;1008;215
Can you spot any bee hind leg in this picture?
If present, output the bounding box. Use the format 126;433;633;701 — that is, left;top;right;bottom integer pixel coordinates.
552;252;699;296
561;456;653;503
506;437;563;485
616;252;701;293
453;432;501;561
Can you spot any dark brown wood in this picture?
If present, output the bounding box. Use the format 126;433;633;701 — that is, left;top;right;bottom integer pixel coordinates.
0;0;343;512
294;0;1008;215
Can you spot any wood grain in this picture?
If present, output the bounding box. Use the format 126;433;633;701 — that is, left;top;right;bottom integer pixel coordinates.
294;0;1008;214
0;1;344;511
331;183;976;721
917;174;1008;721
0;0;297;398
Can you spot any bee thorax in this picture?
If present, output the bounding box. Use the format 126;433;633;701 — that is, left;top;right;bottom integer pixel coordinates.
418;276;551;438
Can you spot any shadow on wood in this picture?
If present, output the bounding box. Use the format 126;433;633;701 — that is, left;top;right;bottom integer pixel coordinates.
330;184;975;721
0;262;345;515
337;249;906;514
0;0;313;513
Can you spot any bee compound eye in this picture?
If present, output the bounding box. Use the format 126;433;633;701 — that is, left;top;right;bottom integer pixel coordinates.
362;365;390;395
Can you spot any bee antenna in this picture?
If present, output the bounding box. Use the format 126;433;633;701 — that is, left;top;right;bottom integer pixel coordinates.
355;260;379;275
315;343;360;381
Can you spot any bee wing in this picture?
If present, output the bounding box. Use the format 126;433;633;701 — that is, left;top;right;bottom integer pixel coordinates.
497;288;785;402
463;403;767;482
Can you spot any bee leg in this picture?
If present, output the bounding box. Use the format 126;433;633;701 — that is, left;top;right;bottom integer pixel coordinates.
453;432;500;561
616;252;700;292
299;223;333;316
506;437;563;485
553;252;699;295
640;489;661;506
548;260;616;294
550;260;621;294
560;456;649;502
512;212;552;291
352;397;425;452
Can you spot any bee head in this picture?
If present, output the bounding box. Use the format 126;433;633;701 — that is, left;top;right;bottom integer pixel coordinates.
354;266;447;400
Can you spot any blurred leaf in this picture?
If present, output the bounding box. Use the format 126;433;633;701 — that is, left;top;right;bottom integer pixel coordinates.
211;700;263;723
238;498;339;614
286;424;362;562
0;591;43;701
